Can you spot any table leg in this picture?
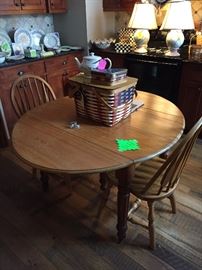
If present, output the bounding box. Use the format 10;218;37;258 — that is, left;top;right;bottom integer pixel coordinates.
99;172;109;191
40;171;49;192
116;164;134;243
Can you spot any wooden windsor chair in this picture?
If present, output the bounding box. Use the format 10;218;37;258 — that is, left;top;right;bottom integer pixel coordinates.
110;117;202;249
11;74;56;191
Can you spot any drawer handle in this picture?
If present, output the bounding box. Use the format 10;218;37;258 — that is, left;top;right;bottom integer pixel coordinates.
21;3;25;6
15;3;20;6
18;71;24;76
63;61;67;65
51;2;54;6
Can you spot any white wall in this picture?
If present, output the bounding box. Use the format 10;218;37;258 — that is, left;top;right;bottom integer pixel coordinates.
53;0;88;52
53;0;116;54
85;0;115;41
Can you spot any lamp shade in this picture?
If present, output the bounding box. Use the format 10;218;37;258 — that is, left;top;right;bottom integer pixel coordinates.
128;3;157;30
160;0;194;30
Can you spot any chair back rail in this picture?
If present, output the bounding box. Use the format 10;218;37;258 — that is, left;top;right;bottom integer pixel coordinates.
11;74;56;118
141;117;202;196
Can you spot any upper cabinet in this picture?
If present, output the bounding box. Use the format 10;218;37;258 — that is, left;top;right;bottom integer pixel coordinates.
47;0;67;13
103;0;122;11
103;0;136;12
0;0;46;15
0;0;66;15
120;0;136;11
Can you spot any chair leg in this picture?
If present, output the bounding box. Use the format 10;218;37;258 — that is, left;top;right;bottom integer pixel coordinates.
168;193;176;214
40;171;49;192
147;201;155;250
99;172;109;191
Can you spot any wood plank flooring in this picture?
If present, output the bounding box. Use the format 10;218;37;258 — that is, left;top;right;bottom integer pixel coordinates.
0;139;201;270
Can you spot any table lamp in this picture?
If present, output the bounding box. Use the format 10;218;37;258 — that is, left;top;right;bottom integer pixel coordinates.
128;2;157;54
160;0;195;57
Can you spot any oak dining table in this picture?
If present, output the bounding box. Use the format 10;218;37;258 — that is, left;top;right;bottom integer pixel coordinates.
11;91;185;242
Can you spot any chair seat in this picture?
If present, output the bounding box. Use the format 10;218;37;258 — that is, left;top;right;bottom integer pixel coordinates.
130;157;165;198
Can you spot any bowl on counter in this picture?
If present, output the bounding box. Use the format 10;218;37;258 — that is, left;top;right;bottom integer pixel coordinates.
91;38;116;49
0;52;6;64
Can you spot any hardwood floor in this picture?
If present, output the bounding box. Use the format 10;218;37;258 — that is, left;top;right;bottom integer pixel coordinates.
0;139;201;270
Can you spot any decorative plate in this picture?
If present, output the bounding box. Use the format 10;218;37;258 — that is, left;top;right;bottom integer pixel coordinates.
31;29;45;50
0;40;12;56
43;32;60;49
6;55;25;61
14;28;32;49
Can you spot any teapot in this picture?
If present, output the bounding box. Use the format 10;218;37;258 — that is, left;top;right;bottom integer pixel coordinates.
75;52;112;76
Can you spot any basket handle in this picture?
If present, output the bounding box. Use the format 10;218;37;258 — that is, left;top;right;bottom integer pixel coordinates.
92;87;138;112
93;89;115;111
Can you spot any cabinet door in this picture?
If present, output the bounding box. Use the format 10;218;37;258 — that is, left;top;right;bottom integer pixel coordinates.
0;0;21;15
45;52;82;97
47;0;67;13
0;0;46;14
0;61;45;134
178;62;202;135
21;0;46;13
45;55;70;97
103;0;122;11
120;0;136;11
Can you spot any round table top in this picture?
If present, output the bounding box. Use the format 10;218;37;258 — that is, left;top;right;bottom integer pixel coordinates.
12;91;185;174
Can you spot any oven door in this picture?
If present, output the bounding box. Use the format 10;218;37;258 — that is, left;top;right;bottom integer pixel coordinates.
125;57;182;104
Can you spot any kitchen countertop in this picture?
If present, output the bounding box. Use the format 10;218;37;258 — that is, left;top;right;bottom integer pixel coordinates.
0;49;83;69
91;45;202;64
0;46;201;69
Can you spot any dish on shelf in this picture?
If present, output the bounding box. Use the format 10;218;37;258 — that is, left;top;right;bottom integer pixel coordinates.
43;32;60;49
59;46;71;52
0;31;11;45
64;45;82;50
31;29;45;50
0;40;12;56
14;28;32;49
6;55;25;61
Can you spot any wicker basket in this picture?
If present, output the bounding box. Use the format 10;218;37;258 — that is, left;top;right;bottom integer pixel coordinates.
69;75;138;127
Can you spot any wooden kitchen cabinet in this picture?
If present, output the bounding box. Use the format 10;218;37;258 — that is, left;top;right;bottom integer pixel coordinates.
103;0;122;11
0;0;46;15
103;0;136;12
120;0;136;11
178;62;202;137
47;0;67;13
0;60;46;135
45;51;82;98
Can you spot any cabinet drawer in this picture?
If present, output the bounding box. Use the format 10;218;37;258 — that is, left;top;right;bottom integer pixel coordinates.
45;55;69;74
0;60;45;81
45;52;82;76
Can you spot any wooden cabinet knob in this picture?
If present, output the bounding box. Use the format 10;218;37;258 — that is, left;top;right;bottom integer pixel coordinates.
63;61;67;65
